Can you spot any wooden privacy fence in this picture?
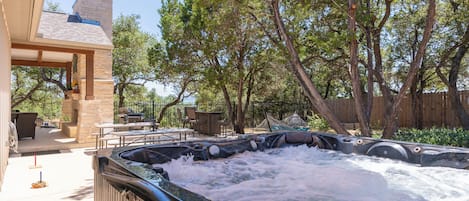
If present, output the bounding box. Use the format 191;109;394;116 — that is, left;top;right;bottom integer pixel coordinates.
325;90;469;129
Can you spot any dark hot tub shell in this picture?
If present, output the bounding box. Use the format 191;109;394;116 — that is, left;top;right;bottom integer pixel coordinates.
95;131;469;201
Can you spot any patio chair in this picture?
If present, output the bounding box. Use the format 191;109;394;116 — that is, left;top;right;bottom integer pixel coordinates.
177;108;187;127
218;118;232;137
16;112;38;140
184;107;198;129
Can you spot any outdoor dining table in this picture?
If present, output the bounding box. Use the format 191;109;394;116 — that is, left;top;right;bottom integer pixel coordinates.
110;128;194;147
94;121;159;149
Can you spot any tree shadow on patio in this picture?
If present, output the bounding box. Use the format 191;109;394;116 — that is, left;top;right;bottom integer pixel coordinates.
63;178;94;200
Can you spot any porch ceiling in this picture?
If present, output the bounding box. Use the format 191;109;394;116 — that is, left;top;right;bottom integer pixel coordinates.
3;0;100;100
11;49;73;63
3;0;42;42
3;0;112;51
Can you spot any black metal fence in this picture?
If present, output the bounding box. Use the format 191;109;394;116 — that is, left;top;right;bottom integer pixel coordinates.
114;100;313;128
114;101;196;127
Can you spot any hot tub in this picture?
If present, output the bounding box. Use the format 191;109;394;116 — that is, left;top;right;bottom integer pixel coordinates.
94;132;469;201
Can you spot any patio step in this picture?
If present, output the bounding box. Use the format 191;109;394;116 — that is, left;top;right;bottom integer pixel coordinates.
61;123;77;137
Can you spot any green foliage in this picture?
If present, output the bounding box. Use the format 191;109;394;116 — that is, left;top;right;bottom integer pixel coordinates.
394;128;469;148
11;66;64;121
157;0;284;132
44;1;63;12
152;0;469;133
113;14;154;105
308;113;329;131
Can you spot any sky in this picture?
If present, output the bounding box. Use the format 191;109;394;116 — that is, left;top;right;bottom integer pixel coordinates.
45;0;173;96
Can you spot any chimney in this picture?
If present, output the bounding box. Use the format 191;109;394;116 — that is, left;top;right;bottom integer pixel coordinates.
73;0;113;40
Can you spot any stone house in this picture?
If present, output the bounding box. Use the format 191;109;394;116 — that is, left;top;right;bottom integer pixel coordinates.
0;0;114;189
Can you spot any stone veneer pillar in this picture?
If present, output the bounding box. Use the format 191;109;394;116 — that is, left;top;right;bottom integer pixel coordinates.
59;0;115;143
69;49;113;143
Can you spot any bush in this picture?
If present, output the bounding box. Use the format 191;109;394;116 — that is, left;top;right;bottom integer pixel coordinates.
308;113;329;131
394;128;469;148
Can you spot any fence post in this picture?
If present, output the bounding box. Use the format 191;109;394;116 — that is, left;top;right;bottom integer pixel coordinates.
251;103;255;127
152;100;155;121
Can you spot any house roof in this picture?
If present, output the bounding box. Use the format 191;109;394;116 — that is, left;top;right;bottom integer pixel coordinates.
37;11;112;47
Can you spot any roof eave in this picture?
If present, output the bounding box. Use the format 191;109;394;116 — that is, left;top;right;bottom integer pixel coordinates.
29;0;43;41
12;38;114;50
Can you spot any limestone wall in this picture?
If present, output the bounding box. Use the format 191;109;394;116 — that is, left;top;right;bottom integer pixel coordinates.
59;0;114;143
62;49;113;143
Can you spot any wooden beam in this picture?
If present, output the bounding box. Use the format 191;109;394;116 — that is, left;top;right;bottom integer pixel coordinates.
85;53;95;100
37;50;43;64
12;60;67;68
66;62;72;90
12;43;94;55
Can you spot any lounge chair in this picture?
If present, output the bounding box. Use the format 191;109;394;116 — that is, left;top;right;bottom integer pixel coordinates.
16;112;38;140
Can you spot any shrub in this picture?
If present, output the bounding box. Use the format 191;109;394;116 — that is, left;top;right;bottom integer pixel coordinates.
394;128;469;148
308;113;329;131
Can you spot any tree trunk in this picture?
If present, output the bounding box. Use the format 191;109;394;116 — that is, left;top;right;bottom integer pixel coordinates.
235;77;245;134
323;79;331;99
221;85;235;131
382;112;399;138
243;71;255;130
117;84;125;109
271;0;350;135
447;43;469;129
435;23;469;129
156;79;191;123
410;70;424;129
410;79;419;128
369;0;393;138
409;26;425;129
41;68;67;95
381;0;436;139
348;0;371;136
364;0;374;123
381;93;396;138
11;81;43;108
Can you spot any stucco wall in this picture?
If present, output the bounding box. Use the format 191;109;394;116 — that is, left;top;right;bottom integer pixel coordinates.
0;0;11;190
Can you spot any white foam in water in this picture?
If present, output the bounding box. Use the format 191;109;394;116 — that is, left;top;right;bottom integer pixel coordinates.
155;145;469;201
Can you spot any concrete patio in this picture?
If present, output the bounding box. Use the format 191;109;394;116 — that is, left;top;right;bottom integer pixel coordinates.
1;128;96;201
0;148;94;201
15;127;96;155
1;126;241;200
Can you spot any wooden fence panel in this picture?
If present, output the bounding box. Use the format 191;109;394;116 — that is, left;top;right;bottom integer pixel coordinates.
445;91;469;128
398;96;412;128
444;91;458;128
422;92;442;127
326;99;357;123
326;90;469;129
370;96;384;128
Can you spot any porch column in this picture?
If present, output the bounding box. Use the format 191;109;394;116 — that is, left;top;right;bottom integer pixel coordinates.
85;52;94;100
66;62;72;90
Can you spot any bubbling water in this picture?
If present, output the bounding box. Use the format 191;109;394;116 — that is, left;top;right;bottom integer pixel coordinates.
156;145;469;201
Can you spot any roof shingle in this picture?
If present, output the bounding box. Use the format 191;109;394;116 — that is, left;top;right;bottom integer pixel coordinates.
37;11;112;47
